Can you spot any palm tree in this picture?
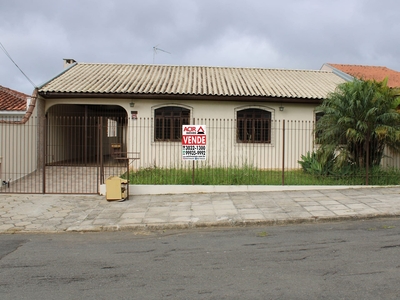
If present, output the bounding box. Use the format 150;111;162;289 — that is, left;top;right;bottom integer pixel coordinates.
315;79;400;172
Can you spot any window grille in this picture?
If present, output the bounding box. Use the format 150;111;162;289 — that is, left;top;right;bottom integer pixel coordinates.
155;106;190;141
237;109;271;143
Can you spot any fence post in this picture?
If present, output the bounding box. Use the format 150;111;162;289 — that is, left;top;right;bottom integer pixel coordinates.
42;116;47;194
366;135;369;186
99;117;104;184
192;118;195;185
282;119;285;186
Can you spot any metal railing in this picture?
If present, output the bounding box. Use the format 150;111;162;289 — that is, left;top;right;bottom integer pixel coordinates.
1;116;400;193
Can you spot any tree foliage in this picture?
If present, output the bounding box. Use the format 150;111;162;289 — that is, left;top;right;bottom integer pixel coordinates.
315;78;400;169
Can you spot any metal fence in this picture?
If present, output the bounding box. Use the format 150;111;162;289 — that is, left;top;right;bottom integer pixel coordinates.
0;116;127;194
1;116;400;194
129;118;314;170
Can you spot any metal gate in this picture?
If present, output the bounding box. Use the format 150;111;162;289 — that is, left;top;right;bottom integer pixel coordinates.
0;111;128;194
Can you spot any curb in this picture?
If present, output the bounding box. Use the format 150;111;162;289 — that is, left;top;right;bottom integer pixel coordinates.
2;213;397;234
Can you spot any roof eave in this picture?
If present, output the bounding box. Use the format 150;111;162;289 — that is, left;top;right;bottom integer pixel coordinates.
37;62;78;89
38;92;323;104
0;110;26;115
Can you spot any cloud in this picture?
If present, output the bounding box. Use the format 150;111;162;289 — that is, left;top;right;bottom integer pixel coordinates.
179;30;281;68
2;0;400;94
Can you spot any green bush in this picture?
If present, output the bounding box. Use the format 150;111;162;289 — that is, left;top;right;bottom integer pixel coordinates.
298;151;335;176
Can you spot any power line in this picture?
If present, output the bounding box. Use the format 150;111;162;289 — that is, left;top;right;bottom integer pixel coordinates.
0;41;37;88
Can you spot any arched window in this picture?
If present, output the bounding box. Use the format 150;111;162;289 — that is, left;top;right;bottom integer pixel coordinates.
237;108;271;143
155;106;190;141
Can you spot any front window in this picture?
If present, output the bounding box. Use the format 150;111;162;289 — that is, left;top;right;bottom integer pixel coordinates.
107;118;118;137
155;106;190;141
237;108;271;143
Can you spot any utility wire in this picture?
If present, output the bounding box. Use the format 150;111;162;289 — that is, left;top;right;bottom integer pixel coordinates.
0;41;37;88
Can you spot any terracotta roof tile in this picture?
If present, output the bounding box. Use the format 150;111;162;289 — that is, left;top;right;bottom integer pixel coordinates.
328;64;400;88
39;63;346;100
0;85;28;111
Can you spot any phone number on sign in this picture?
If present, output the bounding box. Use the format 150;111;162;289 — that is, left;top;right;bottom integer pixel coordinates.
184;146;206;150
183;146;206;157
184;151;206;156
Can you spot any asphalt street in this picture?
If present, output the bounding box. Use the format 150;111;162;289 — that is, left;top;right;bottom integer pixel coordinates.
0;219;400;299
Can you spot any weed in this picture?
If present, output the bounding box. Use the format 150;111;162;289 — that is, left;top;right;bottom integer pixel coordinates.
381;225;395;229
257;231;269;237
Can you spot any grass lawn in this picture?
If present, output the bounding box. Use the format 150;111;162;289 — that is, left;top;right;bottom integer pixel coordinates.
125;166;400;186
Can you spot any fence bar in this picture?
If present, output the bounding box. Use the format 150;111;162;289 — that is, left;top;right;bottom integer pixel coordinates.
42;116;46;194
282;119;285;186
366;135;369;186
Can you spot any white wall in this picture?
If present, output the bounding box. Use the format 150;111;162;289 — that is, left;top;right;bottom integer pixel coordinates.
0;116;38;185
44;98;318;171
128;99;317;170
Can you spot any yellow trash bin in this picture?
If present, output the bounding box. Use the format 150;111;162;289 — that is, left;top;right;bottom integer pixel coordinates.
106;176;128;201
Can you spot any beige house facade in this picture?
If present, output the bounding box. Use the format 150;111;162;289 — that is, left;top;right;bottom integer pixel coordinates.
35;62;345;173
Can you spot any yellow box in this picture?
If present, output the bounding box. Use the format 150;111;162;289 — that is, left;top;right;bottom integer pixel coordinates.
106;176;128;201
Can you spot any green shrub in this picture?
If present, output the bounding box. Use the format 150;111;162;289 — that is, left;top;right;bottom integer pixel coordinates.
298;151;335;176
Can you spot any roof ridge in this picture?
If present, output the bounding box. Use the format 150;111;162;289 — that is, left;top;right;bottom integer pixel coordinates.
74;62;329;73
329;63;392;70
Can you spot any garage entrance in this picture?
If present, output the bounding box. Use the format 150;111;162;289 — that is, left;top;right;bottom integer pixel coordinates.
43;104;128;193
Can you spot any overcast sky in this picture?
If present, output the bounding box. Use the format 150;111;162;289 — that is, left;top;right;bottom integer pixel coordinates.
1;0;399;95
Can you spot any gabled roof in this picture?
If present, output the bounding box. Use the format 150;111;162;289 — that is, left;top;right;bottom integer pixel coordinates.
0;85;28;111
39;63;345;101
325;63;400;88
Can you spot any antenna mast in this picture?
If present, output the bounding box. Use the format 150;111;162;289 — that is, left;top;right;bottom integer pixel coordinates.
153;45;171;64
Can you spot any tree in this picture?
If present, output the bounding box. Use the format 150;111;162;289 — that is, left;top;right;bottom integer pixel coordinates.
315;78;400;170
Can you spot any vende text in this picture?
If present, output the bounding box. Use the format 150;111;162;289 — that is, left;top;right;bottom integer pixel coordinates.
182;135;206;145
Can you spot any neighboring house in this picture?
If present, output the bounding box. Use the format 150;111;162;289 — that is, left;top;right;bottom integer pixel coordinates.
321;63;400;168
35;61;345;173
0;85;29;120
321;63;400;88
0;85;37;188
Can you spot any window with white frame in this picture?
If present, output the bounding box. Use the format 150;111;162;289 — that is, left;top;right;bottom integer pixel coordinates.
107;118;118;137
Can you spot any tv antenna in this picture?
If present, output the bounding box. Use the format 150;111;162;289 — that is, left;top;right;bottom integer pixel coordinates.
153;45;171;64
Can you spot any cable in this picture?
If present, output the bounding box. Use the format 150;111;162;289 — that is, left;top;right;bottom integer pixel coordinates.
0;41;37;88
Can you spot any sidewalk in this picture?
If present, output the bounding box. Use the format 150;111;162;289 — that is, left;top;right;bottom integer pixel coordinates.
1;186;400;233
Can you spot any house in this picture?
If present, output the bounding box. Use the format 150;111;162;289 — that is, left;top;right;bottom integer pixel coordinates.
321;63;400;169
0;61;349;194
0;85;37;189
35;61;344;173
321;63;400;88
0;85;29;120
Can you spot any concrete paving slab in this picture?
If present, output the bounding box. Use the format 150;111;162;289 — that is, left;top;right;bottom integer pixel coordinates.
1;186;400;233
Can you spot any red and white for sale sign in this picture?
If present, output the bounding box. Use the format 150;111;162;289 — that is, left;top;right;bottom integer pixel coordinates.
182;125;206;160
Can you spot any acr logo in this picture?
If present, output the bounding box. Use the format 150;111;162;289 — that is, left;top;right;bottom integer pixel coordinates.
183;126;197;132
197;126;205;134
